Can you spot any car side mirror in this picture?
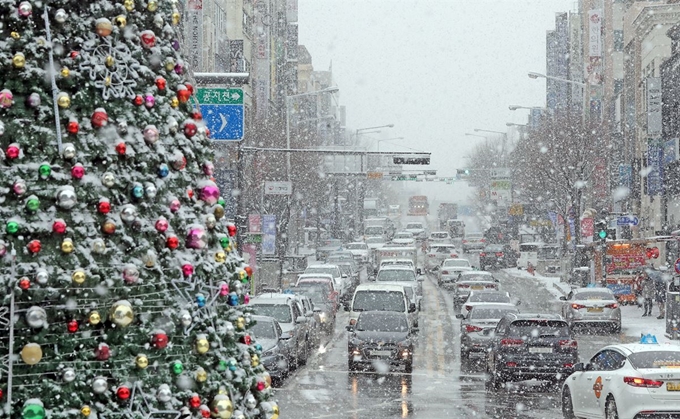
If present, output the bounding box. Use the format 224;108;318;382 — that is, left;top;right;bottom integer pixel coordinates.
279;332;292;340
417;276;425;282
345;325;354;332
342;274;348;278
343;302;350;311
482;329;495;337
408;303;416;313
559;296;567;301
417;268;422;275
585;363;593;371
455;314;465;320
573;362;585;372
295;316;307;324
516;300;521;306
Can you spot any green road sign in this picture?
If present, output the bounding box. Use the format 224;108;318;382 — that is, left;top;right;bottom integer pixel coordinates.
196;88;244;105
244;234;262;244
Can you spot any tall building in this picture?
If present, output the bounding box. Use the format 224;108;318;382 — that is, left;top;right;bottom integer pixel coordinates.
546;13;572;113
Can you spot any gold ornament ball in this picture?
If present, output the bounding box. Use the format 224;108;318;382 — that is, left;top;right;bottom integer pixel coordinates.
105;55;114;67
147;0;158;11
104;76;112;87
170;96;179;108
214;205;225;219
210;395;233;419
195;368;208;382
263;371;272;388
136;354;149;369
270;404;279;419
172;11;180;25
165;59;175;71
110;302;134;327
251;354;260;367
236;317;245;330
61;238;74;254
12;52;25;68
10;31;20;39
239;270;247;281
195;338;210;354
61;67;70;77
114;15;127;28
81;406;91;416
124;0;135;11
95;19;113;37
21;343;43;365
89;311;101;325
57;93;71;109
215;252;226;263
72;269;86;284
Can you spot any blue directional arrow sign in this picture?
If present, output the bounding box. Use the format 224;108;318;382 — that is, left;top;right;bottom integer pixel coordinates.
616;215;639;226
197;88;244;141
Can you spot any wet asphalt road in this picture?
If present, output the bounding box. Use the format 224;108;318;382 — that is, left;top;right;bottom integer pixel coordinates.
273;255;635;419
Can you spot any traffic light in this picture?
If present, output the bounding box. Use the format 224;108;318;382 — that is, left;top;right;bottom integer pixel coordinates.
393;156;430;165
596;221;608;242
456;169;471;176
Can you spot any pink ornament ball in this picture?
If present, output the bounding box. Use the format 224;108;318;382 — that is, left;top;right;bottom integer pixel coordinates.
71;164;85;179
144;94;155;108
200;185;220;205
244;294;250;304
219;283;229;296
155;217;169;233
0;89;14;108
182;264;194;277
185;227;206;249
203;162;214;176
170;199;181;213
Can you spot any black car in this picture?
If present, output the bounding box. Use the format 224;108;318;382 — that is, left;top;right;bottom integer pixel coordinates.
347;311;414;373
250;315;291;383
485;313;577;391
290;286;336;334
479;244;516;270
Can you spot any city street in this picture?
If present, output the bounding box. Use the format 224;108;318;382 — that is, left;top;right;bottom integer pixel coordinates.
274;259;635;418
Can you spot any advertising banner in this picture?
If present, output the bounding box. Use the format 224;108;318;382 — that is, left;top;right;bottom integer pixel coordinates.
248;214;262;233
186;0;203;71
588;10;602;57
254;0;271;119
262;215;276;255
647;142;664;195
664;138;678;165
619;164;632;188
581;218;594;243
647;77;662;137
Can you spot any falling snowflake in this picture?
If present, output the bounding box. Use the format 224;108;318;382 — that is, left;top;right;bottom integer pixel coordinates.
79;37;139;100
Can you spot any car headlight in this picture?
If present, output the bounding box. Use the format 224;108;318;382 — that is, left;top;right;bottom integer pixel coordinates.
319;312;327;323
262;345;280;358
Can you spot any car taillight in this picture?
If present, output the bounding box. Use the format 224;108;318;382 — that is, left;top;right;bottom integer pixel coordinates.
506;362;518;367
496;252;504;257
465;324;483;333
458;284;470;288
500;338;524;347
480;238;486;243
462;240;468;243
479;252;486;257
450;254;458;258
605;303;619;309
465;305;473;312
571;303;586;310
441;270;449;275
349;318;357;326
485;284;496;288
558;339;578;348
428;254;436;258
623;377;664;388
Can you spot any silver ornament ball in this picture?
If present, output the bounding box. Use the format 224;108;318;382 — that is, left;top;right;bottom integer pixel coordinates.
35;269;48;285
157;384;172;402
120;205;137;223
245;394;257;410
62;368;76;382
62;143;76;159
25;306;47;328
54;8;67;23
92;239;106;254
144;182;157;198
26;93;40;108
225;322;235;337
179;310;192;327
55;186;77;209
102;172;115;188
0;121;5;135
205;214;217;229
143;125;159;144
92;376;108;394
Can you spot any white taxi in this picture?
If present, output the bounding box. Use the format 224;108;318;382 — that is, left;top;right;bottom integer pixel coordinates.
561;337;680;419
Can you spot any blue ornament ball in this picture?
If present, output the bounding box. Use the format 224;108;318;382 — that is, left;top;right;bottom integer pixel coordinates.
227;292;239;306
196;294;206;308
131;183;144;199
158;163;170;178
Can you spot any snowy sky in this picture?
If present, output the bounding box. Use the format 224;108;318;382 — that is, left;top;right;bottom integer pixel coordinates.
298;0;576;203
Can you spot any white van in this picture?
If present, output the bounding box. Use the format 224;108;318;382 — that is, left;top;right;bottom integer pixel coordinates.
516;242;543;269
346;283;416;330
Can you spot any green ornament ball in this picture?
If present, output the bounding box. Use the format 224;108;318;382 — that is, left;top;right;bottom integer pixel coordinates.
219;237;229;249
218;197;226;207
38;164;51;178
171;361;183;375
6;221;19;234
26;197;39;212
22;402;45;419
218;359;228;371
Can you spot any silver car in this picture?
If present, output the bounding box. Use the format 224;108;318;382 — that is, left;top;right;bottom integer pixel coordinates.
456;304;519;363
560;287;621;333
426;244;460;271
462;232;486;252
438;258;473;287
453;271;499;307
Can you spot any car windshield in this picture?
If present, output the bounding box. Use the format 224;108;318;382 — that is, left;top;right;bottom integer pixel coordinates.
433;246;456;253
406;223;422;229
366;237;385;244
356;313;409;332
628;351;680;369
297;282;331;294
483;245;504;252
249;321;278;339
338;265;352;276
573;291;615;301
395;233;412;239
431;233;449;238
470;307;518;320
469;293;511;303
444;260;470;268
298;289;328;305
376;270;416;282
251;305;292;324
352;291;405;312
365;227;383;234
345;244;367;250
305;267;337;277
466;234;483;239
509;320;570;338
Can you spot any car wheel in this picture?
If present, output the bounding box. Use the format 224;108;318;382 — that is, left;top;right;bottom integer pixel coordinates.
485;365;503;391
605;396;619;419
348;358;358;372
404;360;413;373
561;387;577;419
611;323;621;334
299;336;309;366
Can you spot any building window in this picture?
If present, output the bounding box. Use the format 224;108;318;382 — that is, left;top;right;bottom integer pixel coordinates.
243;10;252;38
613;30;624;52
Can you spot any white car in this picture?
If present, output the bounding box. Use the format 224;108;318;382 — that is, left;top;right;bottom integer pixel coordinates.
375;266;424;297
365;236;386;251
404;222;426;240
391;231;416;247
562;341;680;419
438;258;473;287
428;231;452;244
345;242;369;264
426;243;459;270
379;258;418;274
452;271;499;306
459;290;516;318
304;264;348;298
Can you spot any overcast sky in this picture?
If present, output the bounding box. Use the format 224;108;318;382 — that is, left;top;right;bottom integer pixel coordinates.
298;0;576;187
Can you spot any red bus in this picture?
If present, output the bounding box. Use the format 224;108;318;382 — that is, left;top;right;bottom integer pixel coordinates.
408;196;429;216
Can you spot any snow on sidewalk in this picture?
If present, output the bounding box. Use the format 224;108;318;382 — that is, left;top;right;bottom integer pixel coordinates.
502;268;680;345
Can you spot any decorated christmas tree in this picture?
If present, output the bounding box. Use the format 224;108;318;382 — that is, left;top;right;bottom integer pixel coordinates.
0;1;277;418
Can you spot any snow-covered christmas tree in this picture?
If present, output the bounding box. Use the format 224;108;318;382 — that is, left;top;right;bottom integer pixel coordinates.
0;1;277;418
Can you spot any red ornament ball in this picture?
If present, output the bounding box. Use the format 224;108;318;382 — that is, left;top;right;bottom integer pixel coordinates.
115;142;126;155
187;189;194;199
185;83;194;94
177;88;191;103
205;128;211;138
6;144;20;159
27;240;41;254
152;332;168;349
67;320;79;333
18;278;30;290
244;266;253;277
140;30;156;48
155;77;166;90
53;220;67;234
95;343;110;360
192;111;202;120
0;388;3;399
102;220;116;235
98;201;111;214
133;95;144;106
227;224;237;237
241;335;252;345
91;108;108;128
200;408;211;418
184;122;197;138
188;395;201;409
67;121;79;134
71;164;85;179
117;386;131;400
69;51;79;59
166;236;179;250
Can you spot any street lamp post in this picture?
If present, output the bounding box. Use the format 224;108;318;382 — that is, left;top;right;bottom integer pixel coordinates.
376;137;405;152
353;124;394;146
527;71;586;87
